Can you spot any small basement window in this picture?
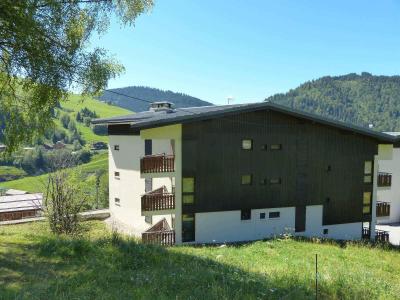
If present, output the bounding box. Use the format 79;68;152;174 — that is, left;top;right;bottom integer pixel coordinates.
241;174;252;185
270;144;282;150
241;209;251;220
114;171;120;178
270;178;281;184
269;211;280;218
145;215;152;224
242;139;253;150
260;212;266;219
114;145;120;151
115;198;120;206
323;229;329;235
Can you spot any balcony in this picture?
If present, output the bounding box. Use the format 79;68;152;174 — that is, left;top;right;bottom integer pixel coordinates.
140;154;175;174
141;186;175;213
378;172;392;187
362;227;389;242
142;218;175;246
376;201;391;217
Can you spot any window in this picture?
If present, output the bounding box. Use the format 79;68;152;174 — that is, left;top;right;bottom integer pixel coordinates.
183;177;195;193
269;211;280;218
241;209;251;220
114;198;120;206
270;178;281;184
323;229;328;235
327;165;332;172
114;171;120;178
183;177;195;205
183;194;194;204
260;212;266;219
144;139;152;155
242;139;253;150
145;178;153;193
364;161;372;183
363;192;371;205
270;144;282;150
241;174;252;185
363;192;371;214
364;161;372;175
260;179;267;185
364;175;372;183
145;215;152;224
114;145;119;151
261;144;268;151
182;214;195;242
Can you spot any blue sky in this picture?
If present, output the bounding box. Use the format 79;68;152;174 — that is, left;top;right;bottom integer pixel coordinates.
91;0;400;105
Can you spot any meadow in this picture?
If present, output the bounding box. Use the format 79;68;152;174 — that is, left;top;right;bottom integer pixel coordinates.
0;220;399;299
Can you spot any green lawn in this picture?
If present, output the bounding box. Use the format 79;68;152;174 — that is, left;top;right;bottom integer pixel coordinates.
62;94;131;119
0;221;399;299
0;153;108;193
0;166;27;181
58;94;132;143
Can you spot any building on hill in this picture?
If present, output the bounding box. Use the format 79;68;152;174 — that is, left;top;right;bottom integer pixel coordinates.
0;193;42;222
93;101;397;245
376;132;400;225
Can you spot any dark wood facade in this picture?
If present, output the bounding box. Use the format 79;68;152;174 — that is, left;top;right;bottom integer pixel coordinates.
182;109;379;226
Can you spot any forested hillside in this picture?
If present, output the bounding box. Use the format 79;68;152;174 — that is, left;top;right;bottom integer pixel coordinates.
99;86;213;112
267;73;400;132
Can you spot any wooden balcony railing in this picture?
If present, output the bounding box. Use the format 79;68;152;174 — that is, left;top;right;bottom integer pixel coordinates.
141;186;175;212
140;154;175;174
375;229;389;242
378;172;392;187
362;227;389;242
142;218;175;246
376;201;391;217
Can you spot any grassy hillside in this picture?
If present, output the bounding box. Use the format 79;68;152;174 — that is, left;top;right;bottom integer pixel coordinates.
99;86;213;112
1;221;399;299
58;94;131;143
0;152;108;192
267;73;400;132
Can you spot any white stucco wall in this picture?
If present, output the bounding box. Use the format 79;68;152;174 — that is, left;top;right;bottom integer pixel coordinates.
140;124;183;243
195;208;295;243
377;147;400;224
195;205;362;244
303;205;362;240
108;135;172;236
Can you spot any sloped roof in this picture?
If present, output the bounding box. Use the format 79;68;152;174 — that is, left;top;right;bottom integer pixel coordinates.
0;193;42;213
93;101;396;143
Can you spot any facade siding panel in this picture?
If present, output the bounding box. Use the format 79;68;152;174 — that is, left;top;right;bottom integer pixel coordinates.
182;109;378;225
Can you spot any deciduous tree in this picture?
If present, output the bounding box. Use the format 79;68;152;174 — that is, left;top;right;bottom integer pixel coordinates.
0;0;153;152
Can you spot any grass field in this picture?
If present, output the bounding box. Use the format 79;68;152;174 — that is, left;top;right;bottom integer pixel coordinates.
58;94;132;143
0;221;399;299
0;166;27;181
0;153;108;192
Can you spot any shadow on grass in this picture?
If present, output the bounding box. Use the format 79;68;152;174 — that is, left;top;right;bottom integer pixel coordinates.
0;231;395;299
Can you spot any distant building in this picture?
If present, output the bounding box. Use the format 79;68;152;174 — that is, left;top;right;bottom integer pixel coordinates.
91;141;108;150
0;193;43;222
54;141;66;150
43;143;54;150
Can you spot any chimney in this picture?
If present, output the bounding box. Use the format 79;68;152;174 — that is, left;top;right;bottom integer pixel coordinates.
149;101;174;112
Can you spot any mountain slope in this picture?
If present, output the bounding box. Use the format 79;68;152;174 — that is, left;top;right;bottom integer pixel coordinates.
98;86;213;112
267;73;400;132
